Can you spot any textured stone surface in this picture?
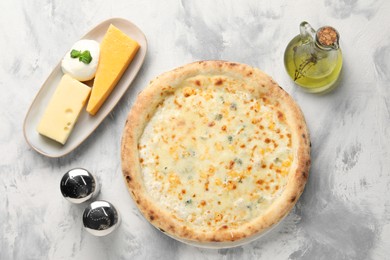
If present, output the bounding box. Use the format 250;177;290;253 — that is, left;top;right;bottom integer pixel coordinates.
1;0;390;259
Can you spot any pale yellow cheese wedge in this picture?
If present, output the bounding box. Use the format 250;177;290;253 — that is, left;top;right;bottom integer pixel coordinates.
86;24;140;115
37;74;91;144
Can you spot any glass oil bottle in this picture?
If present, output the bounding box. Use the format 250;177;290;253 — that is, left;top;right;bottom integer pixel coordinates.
284;21;342;93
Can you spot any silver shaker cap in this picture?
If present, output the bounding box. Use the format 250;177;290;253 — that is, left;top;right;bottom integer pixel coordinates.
60;168;99;203
83;200;120;236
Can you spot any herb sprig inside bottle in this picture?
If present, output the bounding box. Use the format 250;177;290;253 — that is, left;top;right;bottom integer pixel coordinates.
70;49;93;64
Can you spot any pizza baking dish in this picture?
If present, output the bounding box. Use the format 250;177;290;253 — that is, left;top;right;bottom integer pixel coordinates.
121;61;310;246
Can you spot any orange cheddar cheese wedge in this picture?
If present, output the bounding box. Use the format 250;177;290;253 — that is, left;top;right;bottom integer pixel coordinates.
86;24;140;115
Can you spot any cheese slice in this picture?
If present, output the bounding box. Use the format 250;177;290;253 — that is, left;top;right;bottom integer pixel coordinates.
37;74;91;144
86;24;140;115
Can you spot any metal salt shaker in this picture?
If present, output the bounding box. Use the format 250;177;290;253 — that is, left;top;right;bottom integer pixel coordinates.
83;200;121;236
60;168;100;203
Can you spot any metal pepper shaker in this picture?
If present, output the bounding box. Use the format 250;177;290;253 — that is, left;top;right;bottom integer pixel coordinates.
60;168;100;203
82;200;121;236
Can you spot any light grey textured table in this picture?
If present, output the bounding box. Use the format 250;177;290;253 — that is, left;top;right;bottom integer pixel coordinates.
1;0;390;259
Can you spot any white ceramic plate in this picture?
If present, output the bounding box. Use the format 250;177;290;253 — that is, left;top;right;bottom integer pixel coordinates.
23;18;147;158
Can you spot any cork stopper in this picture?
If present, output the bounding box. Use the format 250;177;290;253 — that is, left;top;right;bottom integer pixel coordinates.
316;26;339;49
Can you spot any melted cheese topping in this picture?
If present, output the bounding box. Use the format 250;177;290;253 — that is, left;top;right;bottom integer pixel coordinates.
139;76;293;231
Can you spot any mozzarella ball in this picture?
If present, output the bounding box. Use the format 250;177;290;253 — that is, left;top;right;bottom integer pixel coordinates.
61;39;100;81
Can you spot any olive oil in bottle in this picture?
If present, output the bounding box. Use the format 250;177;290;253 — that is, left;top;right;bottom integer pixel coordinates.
284;22;342;93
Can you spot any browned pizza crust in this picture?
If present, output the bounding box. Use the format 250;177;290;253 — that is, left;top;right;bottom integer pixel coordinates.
121;61;310;245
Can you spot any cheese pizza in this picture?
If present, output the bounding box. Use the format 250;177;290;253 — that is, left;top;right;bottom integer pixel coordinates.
121;61;310;245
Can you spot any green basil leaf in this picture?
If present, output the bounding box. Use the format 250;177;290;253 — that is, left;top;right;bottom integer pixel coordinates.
70;49;81;58
70;49;92;64
79;50;92;64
